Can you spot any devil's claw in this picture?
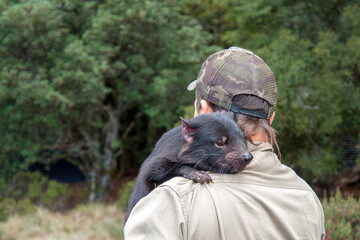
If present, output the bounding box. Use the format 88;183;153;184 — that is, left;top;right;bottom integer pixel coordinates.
187;171;212;184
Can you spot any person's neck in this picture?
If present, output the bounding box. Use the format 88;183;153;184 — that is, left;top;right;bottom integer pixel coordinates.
250;132;268;142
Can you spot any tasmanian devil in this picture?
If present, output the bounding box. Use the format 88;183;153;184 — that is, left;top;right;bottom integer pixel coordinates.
124;112;253;222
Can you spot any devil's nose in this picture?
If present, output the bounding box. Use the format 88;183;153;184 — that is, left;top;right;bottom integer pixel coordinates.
242;152;253;162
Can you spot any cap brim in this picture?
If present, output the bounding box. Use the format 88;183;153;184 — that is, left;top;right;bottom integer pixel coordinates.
187;80;197;91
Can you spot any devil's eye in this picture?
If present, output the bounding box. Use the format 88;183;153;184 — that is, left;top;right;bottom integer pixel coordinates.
214;141;225;148
214;136;227;148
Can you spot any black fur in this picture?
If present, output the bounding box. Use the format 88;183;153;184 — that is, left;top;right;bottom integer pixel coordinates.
124;112;252;222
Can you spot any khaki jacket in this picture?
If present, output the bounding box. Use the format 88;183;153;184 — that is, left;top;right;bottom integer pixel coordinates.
124;142;325;240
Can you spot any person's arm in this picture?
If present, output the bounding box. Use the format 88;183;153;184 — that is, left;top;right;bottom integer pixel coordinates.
124;185;186;240
319;199;326;240
312;193;326;240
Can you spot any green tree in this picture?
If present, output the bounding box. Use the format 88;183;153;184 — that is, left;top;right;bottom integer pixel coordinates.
183;0;360;185
257;3;360;183
0;0;215;201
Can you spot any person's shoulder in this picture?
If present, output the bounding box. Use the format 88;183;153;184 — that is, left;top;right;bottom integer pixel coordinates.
158;177;200;198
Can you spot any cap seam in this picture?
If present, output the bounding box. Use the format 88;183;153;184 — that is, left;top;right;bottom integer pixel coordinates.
207;52;241;101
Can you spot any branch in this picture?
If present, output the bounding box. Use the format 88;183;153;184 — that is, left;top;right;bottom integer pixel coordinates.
114;149;123;159
79;128;92;145
121;111;143;141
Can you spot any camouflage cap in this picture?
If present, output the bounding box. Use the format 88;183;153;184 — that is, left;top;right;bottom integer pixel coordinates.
188;47;277;120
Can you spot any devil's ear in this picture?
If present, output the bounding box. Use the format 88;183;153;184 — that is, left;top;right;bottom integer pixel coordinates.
180;117;196;143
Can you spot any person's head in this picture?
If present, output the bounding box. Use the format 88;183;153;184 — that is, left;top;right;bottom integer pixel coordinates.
188;47;280;154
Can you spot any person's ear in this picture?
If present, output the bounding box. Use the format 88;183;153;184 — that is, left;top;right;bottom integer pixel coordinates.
269;111;275;125
198;100;213;115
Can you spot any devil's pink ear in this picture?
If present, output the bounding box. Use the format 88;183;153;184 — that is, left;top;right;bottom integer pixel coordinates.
180;117;196;143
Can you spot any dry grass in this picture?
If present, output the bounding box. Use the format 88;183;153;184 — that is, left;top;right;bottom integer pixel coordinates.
0;204;124;240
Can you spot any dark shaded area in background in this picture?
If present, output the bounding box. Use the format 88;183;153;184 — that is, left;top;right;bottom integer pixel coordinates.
29;159;86;184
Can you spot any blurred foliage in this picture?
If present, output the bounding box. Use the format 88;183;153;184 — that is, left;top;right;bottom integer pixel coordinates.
43;181;69;210
117;179;136;212
0;198;16;222
323;191;360;239
0;171;68;221
183;0;360;185
257;3;360;184
0;0;215;201
181;0;358;47
0;0;359;200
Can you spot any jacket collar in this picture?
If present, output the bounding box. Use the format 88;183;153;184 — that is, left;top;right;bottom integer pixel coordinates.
247;141;274;153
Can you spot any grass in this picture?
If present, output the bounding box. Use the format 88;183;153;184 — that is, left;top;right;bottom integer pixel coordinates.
0;204;124;240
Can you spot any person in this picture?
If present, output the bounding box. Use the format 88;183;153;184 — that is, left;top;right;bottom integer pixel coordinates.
124;47;325;239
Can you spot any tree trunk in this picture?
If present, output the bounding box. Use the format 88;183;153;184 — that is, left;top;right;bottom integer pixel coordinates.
79;108;121;202
89;168;97;202
94;108;120;201
96;146;113;201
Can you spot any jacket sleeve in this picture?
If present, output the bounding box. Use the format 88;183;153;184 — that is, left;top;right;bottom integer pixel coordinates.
124;185;186;240
319;198;326;240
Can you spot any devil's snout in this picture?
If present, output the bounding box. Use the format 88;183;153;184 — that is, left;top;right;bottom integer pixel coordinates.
242;152;253;163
